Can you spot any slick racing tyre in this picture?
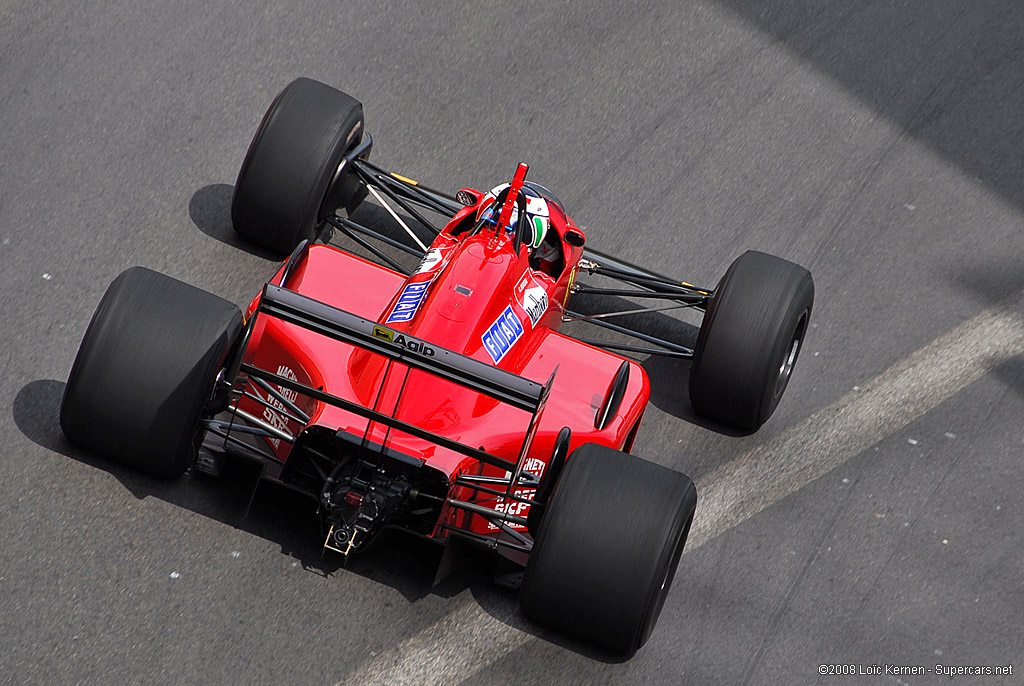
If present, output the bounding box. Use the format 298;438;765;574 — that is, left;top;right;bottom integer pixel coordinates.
689;250;814;431
520;443;697;656
61;267;243;479
232;77;365;256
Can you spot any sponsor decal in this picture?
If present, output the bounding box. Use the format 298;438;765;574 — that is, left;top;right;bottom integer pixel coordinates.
260;365;301;449
386;281;431;323
487;487;535;530
392;333;435;356
481;305;524;364
414;248;443;274
521;457;546;479
372;325;436;356
485;459;546;530
515;272;548;328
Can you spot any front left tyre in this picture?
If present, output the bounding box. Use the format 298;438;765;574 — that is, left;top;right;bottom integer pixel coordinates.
60;267;243;479
231;77;366;256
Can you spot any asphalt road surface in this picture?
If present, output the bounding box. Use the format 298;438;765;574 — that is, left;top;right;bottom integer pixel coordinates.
2;1;1022;684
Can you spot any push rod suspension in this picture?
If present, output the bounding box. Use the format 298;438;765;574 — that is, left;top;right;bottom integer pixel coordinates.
353;158;461;218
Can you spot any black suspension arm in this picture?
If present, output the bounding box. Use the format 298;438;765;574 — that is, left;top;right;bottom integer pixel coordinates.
327;217;413;274
353;158;462;217
565;309;694;354
572;284;708;304
326;215;425;260
578;339;693;359
352;163;443;238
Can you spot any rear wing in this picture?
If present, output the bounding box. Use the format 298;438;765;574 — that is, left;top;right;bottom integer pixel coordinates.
228;283;553;475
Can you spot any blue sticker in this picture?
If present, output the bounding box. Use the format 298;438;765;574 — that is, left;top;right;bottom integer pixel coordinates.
387;281;430;323
482;305;524;364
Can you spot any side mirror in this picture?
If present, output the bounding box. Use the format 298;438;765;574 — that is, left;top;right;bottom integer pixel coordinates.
456;188;483;206
564;229;585;247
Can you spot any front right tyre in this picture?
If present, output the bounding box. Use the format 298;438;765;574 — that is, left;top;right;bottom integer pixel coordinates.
688;250;814;431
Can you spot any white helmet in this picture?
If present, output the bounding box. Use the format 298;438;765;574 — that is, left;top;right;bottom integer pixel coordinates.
476;183;550;250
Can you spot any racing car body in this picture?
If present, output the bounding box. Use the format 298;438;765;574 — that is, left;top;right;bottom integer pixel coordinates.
235;169;649;553
60;78;814;656
233;162;647;544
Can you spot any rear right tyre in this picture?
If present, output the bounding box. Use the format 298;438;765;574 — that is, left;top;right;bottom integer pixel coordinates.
519;443;697;656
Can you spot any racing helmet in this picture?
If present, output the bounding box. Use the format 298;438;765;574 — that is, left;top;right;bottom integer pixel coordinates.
476;183;550;250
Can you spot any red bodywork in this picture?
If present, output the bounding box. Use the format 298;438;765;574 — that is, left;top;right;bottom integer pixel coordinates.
237;188;649;541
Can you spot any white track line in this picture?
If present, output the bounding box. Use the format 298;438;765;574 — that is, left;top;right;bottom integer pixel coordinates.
334;288;1024;686
689;288;1024;548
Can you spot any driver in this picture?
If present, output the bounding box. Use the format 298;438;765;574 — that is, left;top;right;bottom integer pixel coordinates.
477;184;561;274
477;183;549;248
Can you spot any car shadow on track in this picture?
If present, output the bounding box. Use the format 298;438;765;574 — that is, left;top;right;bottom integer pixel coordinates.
189;183;434;271
14;378;696;661
12;378;488;603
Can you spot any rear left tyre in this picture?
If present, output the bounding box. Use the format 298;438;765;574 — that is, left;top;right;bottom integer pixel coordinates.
60;267;243;479
519;443;697;656
231;77;366;256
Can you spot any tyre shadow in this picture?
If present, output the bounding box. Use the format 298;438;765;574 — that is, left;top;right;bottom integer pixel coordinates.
12;378;484;603
469;587;635;664
189;184;280;260
189;183;429;271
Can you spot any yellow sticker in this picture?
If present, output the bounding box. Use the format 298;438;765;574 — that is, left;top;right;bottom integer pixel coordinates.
563;266;577;308
391;173;419;186
372;325;395;342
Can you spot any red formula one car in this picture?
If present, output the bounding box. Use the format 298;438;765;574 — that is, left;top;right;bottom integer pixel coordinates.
60;78;813;655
